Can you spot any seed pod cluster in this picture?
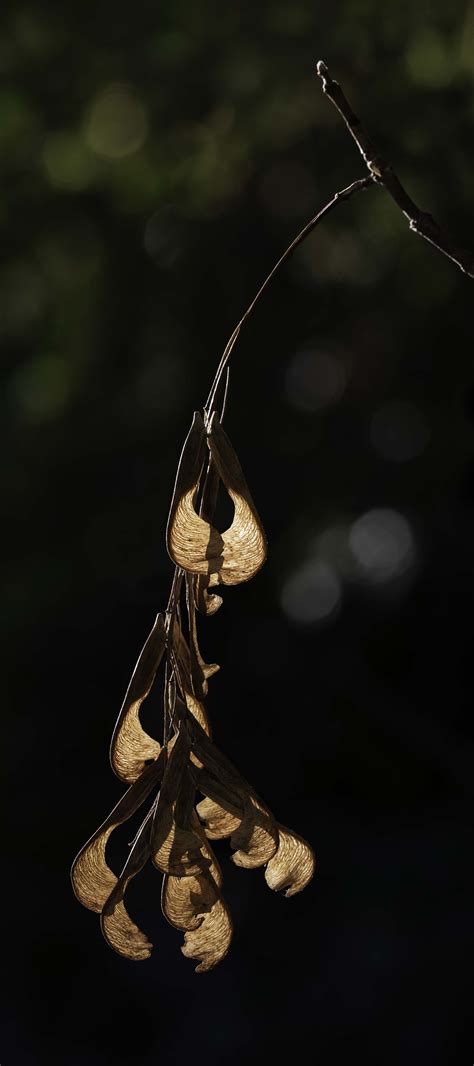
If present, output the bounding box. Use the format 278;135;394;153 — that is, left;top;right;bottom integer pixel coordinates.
71;411;315;971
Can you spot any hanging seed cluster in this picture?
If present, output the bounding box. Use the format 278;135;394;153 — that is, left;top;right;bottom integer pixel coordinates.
71;410;315;972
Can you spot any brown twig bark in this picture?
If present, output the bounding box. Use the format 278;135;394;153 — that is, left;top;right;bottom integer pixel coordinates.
316;60;474;279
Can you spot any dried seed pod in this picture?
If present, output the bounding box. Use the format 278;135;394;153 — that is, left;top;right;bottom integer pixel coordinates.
151;729;208;876
163;870;233;972
110;614;165;783
163;864;233;973
189;737;278;865
71;752;165;913
162;870;216;932
196;795;242;840
206;412;267;584
193;765;244;839
161;813;223;946
230;794;278;869
166;411;221;575
264;826;316;897
181;894;233;973
101;807;155;960
167;411;267;587
194;573;223;617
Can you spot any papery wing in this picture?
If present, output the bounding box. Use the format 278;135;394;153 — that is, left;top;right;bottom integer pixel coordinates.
110;614;165;783
264;825;315;897
167;411;223;575
71;752;165;912
207;414;267;585
230;794;278;869
101;807;155;960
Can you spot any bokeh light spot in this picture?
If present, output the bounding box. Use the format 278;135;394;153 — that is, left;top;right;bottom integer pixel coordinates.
314;523;356;579
370;400;429;462
286;349;347;412
281;559;341;624
85;84;148;160
349;509;415;583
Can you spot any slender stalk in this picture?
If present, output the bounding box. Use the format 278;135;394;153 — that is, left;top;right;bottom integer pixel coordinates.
204;176;374;411
163;177;375;636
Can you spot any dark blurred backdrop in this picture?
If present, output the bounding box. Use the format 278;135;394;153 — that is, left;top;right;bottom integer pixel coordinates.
2;1;474;1063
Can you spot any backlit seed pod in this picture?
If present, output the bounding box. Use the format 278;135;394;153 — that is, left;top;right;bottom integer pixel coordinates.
206;412;267;584
71;751;165;913
167;411;267;586
152;810;208;877
162;864;233;972
180;886;233;973
110;614;165;783
196;796;242;840
264;826;316;897
101;807;155;960
151;728;208;876
188;731;278;866
230;794;279;869
161;815;224;947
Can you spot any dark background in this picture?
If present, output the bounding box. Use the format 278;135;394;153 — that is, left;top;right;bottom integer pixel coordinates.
3;1;474;1063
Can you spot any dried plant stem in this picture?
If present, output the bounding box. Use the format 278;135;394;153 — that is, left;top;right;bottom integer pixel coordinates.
316;60;474;279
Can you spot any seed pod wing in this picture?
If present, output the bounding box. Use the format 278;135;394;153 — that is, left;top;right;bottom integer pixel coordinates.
110;614;165;783
264;825;316;897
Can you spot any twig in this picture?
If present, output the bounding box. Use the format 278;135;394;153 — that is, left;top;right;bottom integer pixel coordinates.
316;60;474;279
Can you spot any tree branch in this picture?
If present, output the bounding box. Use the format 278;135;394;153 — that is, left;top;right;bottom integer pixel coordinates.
316;60;474;279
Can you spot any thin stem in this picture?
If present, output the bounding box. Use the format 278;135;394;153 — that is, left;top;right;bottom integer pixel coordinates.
316;60;474;279
204;175;374;411
164;176;374;657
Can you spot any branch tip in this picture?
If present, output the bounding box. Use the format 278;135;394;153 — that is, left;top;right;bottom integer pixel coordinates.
315;62;473;279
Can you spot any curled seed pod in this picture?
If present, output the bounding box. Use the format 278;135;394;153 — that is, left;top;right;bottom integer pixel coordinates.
264;826;316;898
162;865;233;973
151;729;208;876
188;729;278;865
110;614;165;783
101;807;155;960
167;411;267;587
166;412;221;576
161;815;224;954
71;752;165;913
196;796;241;840
206;412;267;584
181;892;233;973
230;794;279;869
